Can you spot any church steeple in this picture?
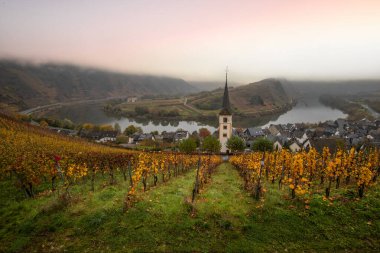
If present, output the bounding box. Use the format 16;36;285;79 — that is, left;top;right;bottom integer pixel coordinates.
220;68;231;115
218;67;233;153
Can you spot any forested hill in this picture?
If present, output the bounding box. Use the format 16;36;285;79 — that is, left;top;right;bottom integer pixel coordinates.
0;60;198;111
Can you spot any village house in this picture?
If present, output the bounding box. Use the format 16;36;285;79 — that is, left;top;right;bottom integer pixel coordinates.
336;118;349;133
234;128;246;138
288;140;301;153
271;136;288;151
268;124;282;136
79;129;118;141
284;123;296;132
243;127;265;140
154;134;164;143
174;130;190;142
137;133;155;143
96;136;117;143
127;133;155;144
303;139;312;150
128;133;139;144
293;129;308;144
286;133;311;152
310;138;345;153
49;126;78;137
324;127;337;137
127;96;138;103
162;131;176;143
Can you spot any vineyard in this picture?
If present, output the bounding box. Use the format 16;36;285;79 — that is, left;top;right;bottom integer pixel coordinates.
230;147;380;201
0;113;221;207
1;113;380;252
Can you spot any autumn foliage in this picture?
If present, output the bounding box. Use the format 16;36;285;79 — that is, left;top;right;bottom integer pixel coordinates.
0;113;222;209
230;147;380;200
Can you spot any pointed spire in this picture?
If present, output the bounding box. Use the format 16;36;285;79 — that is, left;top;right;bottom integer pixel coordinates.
220;67;231;115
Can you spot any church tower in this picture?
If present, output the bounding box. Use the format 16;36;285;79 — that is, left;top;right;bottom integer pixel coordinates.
219;69;232;153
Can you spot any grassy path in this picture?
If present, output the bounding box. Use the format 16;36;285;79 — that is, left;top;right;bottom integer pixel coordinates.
196;162;252;218
194;163;380;252
193;162;257;251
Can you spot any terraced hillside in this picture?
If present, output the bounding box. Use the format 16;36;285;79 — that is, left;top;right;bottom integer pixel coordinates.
112;78;293;122
188;78;292;116
0;60;197;111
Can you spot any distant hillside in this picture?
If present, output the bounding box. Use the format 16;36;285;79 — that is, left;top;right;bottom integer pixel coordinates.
187;79;293;116
289;80;380;98
0;60;198;111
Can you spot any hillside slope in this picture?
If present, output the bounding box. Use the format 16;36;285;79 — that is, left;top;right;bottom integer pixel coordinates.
0;60;197;111
188;78;293;115
289;80;380;97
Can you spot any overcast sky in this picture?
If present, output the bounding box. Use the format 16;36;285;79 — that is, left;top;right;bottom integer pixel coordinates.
1;0;380;83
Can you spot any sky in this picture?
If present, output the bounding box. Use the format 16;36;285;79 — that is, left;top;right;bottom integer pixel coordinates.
1;0;380;83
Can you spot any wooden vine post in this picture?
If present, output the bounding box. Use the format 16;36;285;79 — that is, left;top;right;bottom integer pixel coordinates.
192;154;201;203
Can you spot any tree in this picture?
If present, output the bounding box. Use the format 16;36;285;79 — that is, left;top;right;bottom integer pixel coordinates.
283;141;290;150
199;128;211;139
202;136;221;153
136;127;143;134
63;118;75;129
135;106;149;115
17;114;31;122
178;138;197;153
191;131;200;147
167;109;180;117
252;137;273;152
114;123;121;134
100;124;114;131
93;125;101;131
39;120;49;128
124;125;143;136
115;135;129;144
226;136;245;152
82;123;94;130
140;139;159;148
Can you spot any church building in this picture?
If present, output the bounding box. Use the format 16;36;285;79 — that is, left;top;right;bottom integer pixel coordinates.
218;71;233;153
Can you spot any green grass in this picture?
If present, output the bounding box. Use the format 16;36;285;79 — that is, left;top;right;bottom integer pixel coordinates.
1;164;380;252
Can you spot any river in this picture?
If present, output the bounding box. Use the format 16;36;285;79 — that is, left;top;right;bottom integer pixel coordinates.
40;97;347;133
41;103;218;133
262;98;348;127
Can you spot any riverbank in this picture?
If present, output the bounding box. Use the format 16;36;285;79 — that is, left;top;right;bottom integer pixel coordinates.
103;97;294;128
319;94;374;121
20;96;128;116
367;100;380;114
24;95;352;132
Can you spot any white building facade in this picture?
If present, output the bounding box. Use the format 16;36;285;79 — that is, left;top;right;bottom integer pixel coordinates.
219;113;232;153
